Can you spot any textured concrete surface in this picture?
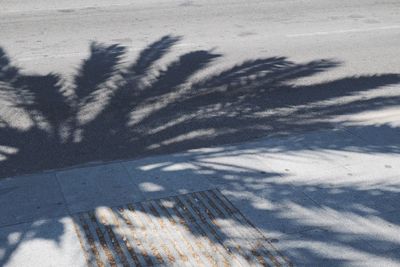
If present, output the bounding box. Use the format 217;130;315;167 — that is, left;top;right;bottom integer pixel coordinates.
0;173;68;227
0;123;399;266
56;163;144;213
72;189;291;266
0;217;86;267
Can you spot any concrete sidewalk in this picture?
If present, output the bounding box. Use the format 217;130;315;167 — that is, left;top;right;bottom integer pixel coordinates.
0;123;399;266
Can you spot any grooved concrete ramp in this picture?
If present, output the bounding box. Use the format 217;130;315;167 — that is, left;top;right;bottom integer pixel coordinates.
73;189;291;267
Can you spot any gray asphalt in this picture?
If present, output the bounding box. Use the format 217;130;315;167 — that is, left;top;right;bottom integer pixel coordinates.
2;0;399;177
1;0;400;177
1;0;399;77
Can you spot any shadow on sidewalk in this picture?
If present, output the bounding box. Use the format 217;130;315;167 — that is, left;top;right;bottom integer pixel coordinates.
0;35;400;266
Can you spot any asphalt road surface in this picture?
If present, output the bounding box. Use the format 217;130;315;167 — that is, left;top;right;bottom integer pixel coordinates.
0;0;399;177
2;0;399;76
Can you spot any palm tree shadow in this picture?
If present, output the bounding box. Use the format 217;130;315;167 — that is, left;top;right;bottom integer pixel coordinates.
0;35;400;266
0;35;399;178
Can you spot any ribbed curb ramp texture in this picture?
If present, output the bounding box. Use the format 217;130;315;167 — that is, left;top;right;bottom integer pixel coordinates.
72;189;291;267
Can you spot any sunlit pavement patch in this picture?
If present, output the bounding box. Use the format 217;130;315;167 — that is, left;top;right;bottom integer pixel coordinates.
72;189;291;267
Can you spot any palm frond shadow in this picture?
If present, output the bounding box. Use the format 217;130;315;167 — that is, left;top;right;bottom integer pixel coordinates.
0;35;400;178
1;35;400;266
